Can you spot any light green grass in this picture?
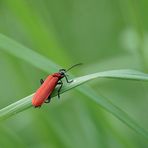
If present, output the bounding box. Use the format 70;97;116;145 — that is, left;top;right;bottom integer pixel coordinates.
1;34;148;140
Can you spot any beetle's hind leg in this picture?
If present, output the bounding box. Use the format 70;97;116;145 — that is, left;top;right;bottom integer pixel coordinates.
34;105;41;108
57;80;63;99
44;96;51;103
40;79;44;85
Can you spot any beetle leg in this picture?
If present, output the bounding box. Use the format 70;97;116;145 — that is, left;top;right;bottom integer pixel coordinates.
44;96;51;103
57;80;63;99
35;105;41;108
40;79;44;84
64;74;73;83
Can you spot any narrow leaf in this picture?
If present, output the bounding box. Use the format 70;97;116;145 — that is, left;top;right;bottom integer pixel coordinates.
1;33;148;139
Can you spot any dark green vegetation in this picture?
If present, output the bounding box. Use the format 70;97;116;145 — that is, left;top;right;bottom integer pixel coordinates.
0;0;148;148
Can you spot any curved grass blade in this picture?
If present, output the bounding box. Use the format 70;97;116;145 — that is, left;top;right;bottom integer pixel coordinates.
1;33;148;139
78;86;148;139
0;33;60;72
0;69;148;120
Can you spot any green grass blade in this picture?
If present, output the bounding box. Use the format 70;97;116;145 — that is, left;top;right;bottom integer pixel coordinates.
78;86;148;139
1;33;148;139
0;69;148;121
0;33;60;72
54;69;148;94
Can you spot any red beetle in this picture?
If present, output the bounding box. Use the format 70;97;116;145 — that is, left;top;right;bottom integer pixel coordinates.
32;64;81;107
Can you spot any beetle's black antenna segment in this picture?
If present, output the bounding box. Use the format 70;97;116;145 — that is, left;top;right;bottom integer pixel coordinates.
66;63;82;72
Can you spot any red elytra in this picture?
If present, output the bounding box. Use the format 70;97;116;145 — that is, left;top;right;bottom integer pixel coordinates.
32;73;63;107
32;64;82;108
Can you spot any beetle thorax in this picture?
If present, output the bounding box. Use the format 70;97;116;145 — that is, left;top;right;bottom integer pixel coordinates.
52;73;64;79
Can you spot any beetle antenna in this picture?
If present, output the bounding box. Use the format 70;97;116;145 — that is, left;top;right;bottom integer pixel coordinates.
66;63;82;72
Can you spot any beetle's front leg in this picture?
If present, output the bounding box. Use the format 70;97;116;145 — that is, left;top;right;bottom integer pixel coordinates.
64;74;73;83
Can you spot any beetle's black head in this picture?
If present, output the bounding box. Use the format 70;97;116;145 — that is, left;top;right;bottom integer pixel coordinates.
59;63;82;76
59;69;66;76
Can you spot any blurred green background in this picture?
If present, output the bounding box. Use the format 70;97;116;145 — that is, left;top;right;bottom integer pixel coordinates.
0;0;148;147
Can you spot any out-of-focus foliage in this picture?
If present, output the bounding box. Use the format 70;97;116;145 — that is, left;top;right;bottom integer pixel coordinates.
0;0;148;148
